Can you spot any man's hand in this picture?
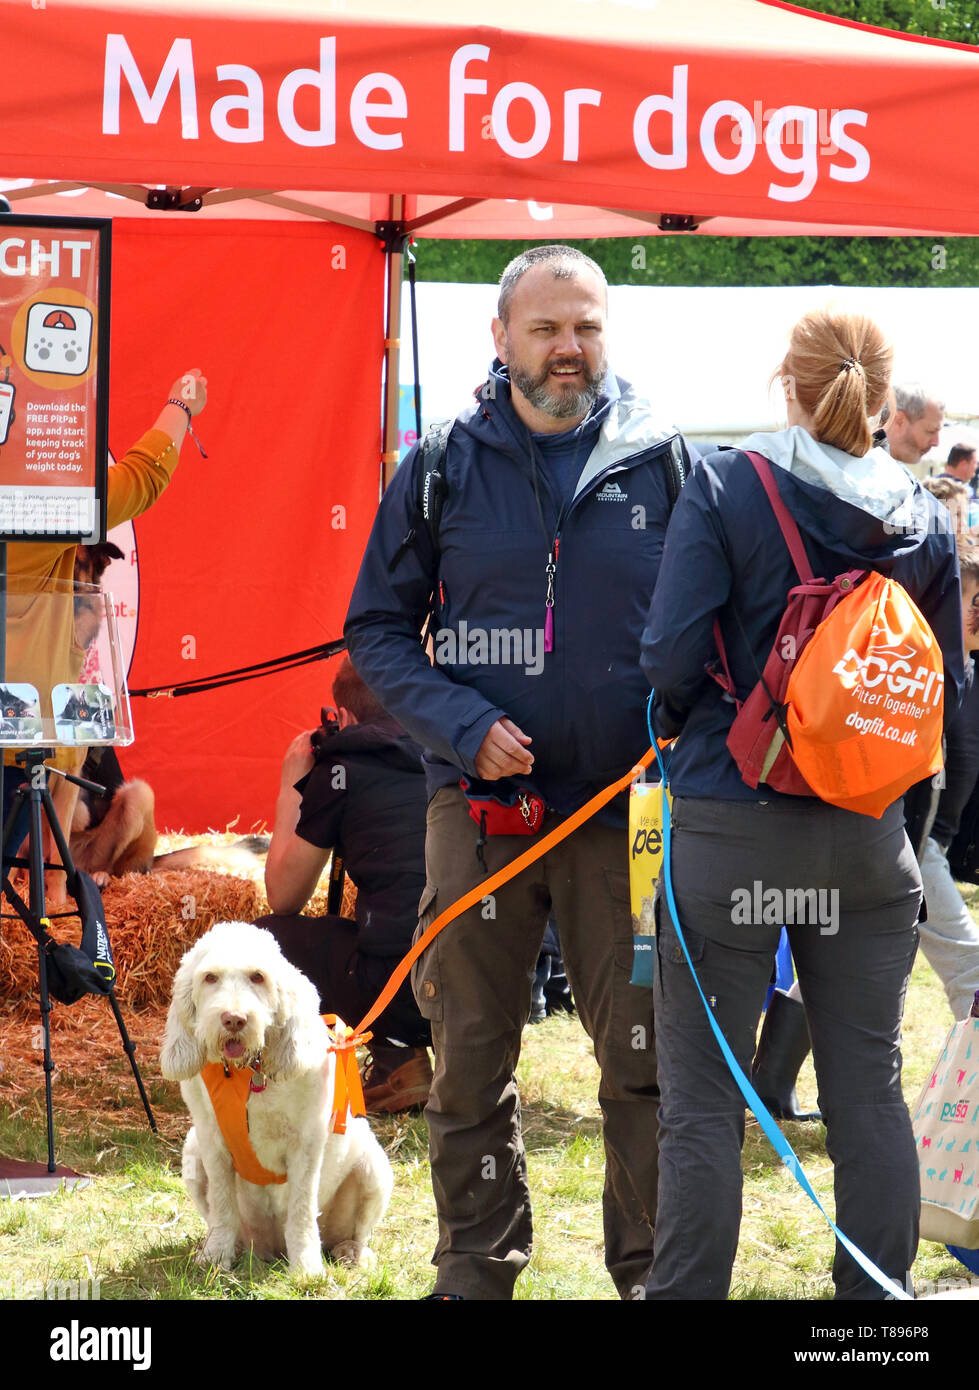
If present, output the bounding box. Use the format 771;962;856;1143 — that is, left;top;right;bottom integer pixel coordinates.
169;369;207;416
280;730;316;790
474;718;533;781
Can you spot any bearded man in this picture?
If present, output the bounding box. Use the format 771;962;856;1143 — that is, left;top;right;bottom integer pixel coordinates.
345;244;696;1300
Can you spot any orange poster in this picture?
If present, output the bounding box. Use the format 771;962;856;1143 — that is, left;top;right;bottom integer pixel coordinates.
0;215;109;542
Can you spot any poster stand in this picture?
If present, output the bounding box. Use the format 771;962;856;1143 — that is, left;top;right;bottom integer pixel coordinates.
0;215;153;1175
0;209;112;849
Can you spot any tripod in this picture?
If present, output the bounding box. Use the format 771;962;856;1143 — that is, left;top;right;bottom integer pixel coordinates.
1;747;156;1174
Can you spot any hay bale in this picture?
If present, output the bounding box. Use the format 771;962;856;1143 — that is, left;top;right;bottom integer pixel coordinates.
1;916;40;1007
0;869;260;1011
124;835;357;922
102;870;261;1007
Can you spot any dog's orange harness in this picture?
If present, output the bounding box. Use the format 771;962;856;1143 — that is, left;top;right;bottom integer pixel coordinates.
200;1016;368;1187
200;1062;288;1186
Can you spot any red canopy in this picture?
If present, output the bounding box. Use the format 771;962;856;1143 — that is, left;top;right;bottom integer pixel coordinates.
2;0;975;831
1;0;977;235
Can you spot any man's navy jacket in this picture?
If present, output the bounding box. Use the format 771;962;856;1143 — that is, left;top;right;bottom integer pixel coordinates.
344;363;696;818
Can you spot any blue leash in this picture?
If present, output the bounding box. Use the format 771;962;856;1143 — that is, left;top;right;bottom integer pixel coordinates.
647;695;911;1301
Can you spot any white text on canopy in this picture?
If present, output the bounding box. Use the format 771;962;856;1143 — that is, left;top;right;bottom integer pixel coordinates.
101;36;871;204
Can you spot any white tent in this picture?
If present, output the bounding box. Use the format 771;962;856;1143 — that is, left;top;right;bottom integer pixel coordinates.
405;281;979;454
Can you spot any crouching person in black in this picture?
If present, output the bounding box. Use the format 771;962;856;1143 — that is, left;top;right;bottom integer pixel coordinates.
257;658;433;1112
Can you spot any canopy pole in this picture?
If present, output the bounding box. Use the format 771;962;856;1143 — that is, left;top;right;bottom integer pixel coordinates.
406;244;422;441
379;196;406;494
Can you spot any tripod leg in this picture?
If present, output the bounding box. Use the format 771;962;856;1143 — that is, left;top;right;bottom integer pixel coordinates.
26;781;58;1173
106;989;158;1134
34;943;58;1173
48;796;157;1133
6;756;159;1163
41;783;77;901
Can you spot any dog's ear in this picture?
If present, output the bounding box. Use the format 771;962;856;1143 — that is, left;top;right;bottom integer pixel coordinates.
160;949;206;1080
262;958;324;1080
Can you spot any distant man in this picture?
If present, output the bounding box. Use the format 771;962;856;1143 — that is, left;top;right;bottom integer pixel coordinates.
884;384;944;466
941;442;979;497
942;443;978;483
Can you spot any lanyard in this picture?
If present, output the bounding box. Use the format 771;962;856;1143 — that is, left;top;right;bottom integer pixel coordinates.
526;425;588;654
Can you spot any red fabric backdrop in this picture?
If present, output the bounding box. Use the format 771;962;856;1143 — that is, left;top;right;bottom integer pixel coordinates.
108;220;384;831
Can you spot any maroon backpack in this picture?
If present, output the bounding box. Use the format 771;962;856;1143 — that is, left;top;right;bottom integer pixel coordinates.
709;452;865;797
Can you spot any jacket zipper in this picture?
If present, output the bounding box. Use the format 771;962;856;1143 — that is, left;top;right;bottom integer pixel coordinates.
546;439;677;657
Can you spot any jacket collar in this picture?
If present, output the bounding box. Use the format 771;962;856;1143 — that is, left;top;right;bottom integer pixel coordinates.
463;361;682;501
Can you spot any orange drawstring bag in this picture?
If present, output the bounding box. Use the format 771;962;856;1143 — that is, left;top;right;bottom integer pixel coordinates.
785;570;944;818
711;453;944;819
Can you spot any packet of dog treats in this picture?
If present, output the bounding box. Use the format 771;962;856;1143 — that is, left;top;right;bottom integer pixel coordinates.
628;781;669;987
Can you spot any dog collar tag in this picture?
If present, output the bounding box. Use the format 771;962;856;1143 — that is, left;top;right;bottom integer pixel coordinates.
249;1069;267;1093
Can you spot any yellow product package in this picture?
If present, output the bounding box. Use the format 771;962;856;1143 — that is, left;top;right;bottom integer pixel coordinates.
628;780;670;986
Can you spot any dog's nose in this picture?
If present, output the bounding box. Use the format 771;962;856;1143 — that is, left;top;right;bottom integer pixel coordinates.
221;1012;246;1033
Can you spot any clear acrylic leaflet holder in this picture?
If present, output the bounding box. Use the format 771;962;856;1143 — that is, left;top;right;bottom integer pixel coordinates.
0;574;133;748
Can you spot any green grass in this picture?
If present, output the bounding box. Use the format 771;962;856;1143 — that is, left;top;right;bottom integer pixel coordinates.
0;940;971;1301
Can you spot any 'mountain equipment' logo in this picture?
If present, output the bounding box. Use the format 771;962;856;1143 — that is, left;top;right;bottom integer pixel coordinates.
596;481;628;502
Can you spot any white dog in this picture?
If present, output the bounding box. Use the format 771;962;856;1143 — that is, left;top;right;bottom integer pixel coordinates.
161;922;393;1277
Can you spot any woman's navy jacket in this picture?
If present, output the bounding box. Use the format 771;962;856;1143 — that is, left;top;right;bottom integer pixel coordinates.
641;445;965;803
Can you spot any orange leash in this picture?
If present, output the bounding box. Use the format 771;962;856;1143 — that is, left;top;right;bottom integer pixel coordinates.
203;748;663;1166
350;746;661;1043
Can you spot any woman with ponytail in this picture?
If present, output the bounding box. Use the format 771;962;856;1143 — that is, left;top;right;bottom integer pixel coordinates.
640;308;965;1300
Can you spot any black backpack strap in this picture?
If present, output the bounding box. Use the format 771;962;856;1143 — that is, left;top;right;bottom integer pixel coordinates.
388;419;453;573
326;850;346;916
418;419;452;551
663;434;689;508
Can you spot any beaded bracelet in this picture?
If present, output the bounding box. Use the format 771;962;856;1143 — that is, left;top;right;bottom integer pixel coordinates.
166;398;208;458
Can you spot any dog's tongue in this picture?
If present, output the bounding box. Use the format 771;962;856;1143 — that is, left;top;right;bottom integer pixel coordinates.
223;1040;246;1060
